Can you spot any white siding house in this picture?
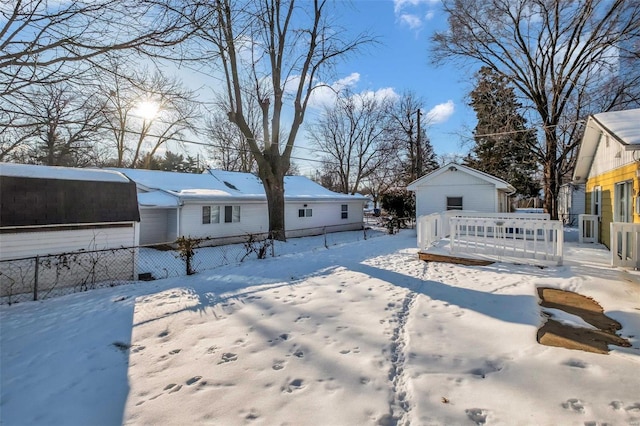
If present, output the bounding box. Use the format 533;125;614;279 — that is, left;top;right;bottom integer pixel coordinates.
557;183;585;226
407;163;516;217
112;168;367;245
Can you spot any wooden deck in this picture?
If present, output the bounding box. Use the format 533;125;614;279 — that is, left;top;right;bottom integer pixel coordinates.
418;251;494;266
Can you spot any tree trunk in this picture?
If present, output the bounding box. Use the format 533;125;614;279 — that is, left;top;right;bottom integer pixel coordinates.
261;170;286;241
543;131;559;220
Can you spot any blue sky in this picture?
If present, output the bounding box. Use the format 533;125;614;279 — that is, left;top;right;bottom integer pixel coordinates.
319;0;477;157
173;0;478;173
279;0;478;175
283;0;479;174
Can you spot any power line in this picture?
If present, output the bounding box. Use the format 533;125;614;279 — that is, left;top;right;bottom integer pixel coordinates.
468;119;586;139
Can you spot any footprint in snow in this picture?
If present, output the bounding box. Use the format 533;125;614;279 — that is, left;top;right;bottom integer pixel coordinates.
186;376;202;386
244;410;260;421
272;360;286;370
219;352;238;363
465;408;489;425
564;359;588;368
294;315;310;323
282;378;305;393
626;402;640;412
609;400;624;410
562;398;585;413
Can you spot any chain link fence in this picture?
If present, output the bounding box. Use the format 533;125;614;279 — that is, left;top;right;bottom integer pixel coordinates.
1;225;387;305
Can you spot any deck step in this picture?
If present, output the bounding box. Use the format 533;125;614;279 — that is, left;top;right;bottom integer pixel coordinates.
418;252;494;266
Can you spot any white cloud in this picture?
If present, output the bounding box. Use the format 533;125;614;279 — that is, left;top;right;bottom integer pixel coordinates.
307;72;361;108
393;0;440;14
358;87;399;105
399;14;422;30
333;73;361;92
394;0;440;30
425;100;455;124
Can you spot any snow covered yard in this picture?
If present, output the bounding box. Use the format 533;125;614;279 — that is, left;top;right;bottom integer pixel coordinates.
1;230;639;425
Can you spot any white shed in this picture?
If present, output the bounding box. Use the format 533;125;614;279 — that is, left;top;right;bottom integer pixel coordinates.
0;163;140;300
407;163;516;217
112;168;367;245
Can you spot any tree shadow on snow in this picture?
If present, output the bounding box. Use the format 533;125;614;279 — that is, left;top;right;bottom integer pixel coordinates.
352;263;539;326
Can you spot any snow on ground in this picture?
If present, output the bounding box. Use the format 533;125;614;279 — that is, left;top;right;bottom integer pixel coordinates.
1;230;639;425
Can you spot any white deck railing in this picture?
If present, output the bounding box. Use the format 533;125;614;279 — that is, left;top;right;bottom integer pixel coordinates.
449;216;563;265
417;213;445;251
578;214;599;243
611;222;640;269
417;211;563;265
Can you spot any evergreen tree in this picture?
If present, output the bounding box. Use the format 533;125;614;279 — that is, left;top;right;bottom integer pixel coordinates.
465;67;540;198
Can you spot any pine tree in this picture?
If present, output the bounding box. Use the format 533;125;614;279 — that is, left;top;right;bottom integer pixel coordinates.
465;67;540;198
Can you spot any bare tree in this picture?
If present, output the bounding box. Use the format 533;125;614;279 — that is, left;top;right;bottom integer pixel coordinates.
26;84;107;166
1;0;191;97
99;66;199;168
360;160;404;212
188;0;374;240
387;91;439;184
0;106;38;162
0;1;194;162
204;109;258;173
307;89;395;194
432;0;640;219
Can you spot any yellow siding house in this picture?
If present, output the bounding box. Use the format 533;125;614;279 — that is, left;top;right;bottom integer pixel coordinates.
573;108;640;253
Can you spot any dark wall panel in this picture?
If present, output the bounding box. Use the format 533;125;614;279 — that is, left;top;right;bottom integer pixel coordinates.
1;177;140;227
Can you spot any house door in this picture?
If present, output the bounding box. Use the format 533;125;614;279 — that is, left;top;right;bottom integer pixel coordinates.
614;181;633;258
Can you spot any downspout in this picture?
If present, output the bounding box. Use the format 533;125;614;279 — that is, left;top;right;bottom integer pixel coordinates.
177;201;183;240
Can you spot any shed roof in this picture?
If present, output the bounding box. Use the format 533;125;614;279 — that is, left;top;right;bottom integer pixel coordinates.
406;163;516;193
1;162;129;183
572;108;640;183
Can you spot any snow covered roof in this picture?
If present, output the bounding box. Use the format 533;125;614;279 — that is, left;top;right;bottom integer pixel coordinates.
110;168;365;205
1;162;130;183
593;108;640;148
406;163;516;193
136;191;180;208
573;108;640;183
207;169;363;200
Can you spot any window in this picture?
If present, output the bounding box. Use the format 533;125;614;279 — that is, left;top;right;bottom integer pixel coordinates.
202;206;211;224
341;204;348;219
211;206;220;223
446;197;463;211
224;205;241;223
298;208;313;217
592;186;602;217
202;206;220;224
615;181;632;223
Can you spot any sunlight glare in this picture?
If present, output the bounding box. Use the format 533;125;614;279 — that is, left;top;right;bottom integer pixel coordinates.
136;101;160;120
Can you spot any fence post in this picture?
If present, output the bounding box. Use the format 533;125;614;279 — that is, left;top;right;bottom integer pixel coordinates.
33;255;39;301
324;227;328;248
